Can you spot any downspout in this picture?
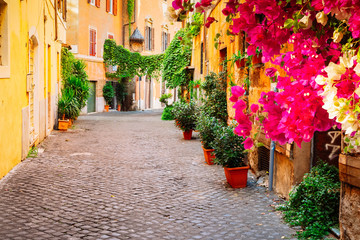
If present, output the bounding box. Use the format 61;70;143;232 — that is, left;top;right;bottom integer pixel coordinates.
268;86;278;191
269;141;275;191
139;76;141;109
55;0;58;41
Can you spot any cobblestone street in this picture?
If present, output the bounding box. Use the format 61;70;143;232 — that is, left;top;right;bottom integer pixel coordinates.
0;111;296;240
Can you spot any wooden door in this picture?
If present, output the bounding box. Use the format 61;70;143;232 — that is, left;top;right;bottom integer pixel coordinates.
87;81;96;113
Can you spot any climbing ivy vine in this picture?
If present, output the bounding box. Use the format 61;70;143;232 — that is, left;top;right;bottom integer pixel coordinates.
103;39;164;79
127;0;135;40
162;13;203;89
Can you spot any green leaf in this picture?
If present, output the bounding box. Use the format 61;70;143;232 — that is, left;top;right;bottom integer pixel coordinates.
284;19;294;29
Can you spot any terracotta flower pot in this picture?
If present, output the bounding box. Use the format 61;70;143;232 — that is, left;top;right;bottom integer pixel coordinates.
235;59;245;68
224;165;250;188
104;105;109;112
183;130;193;140
68;119;72;128
252;53;262;65
58;119;69;131
117;104;121;111
202;145;215;165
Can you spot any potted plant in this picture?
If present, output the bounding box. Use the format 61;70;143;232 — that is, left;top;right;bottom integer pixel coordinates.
57;88;79;131
232;50;248;68
212;124;249;188
103;82;115;112
57;97;69;131
172;100;198;140
115;81;127;111
196;112;223;165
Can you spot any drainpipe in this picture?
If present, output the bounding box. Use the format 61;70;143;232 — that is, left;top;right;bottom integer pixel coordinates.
138;76;141;110
268;84;278;191
269;141;275;191
55;0;58;41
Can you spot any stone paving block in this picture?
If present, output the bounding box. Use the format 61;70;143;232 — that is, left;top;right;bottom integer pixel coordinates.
0;111;296;239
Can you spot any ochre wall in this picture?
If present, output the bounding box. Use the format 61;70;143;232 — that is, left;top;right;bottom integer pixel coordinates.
0;0;65;179
191;0;312;198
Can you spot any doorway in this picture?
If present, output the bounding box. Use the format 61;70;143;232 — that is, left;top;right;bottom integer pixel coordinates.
87;81;96;113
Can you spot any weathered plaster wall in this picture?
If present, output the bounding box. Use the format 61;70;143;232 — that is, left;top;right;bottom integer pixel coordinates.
340;182;360;240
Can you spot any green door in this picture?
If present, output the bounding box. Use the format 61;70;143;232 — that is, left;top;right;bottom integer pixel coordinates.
87;81;96;113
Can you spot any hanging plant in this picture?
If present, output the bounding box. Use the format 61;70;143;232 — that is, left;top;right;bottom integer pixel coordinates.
103;39;164;80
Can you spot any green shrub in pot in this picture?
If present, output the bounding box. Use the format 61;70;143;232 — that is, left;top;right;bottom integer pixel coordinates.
212;124;247;168
172;100;198;132
196;111;224;149
103;82;115;106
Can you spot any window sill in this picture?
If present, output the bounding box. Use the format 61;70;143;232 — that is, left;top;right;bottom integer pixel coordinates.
0;66;10;79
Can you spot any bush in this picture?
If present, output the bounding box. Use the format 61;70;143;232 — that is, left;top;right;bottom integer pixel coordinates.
160;93;173;107
161;105;174;120
196;112;224;149
172;101;198;131
279;162;340;239
212;124;246;168
64;76;90;110
58;88;80;120
201;71;228;123
103;82;115;105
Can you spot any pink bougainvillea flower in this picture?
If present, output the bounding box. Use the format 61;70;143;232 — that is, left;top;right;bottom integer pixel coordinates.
336;80;356;99
231;86;245;99
205;17;216;28
348;11;360;38
250;104;259;113
172;0;183;10
243;137;254;150
231;18;242;34
265;67;277;78
233;99;247;111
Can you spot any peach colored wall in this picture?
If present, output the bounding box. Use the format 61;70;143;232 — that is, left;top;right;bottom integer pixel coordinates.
67;0;123;82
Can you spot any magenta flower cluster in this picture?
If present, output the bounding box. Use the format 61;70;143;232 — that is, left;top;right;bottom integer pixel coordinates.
172;0;360;149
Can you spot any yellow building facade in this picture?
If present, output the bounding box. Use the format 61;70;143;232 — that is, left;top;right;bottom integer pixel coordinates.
191;0;312;198
0;0;66;179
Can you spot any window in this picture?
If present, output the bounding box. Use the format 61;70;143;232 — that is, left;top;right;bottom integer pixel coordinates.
145;26;154;51
89;28;97;56
109;0;113;13
0;0;9;78
106;0;117;15
57;0;67;20
161;32;170;52
90;0;95;5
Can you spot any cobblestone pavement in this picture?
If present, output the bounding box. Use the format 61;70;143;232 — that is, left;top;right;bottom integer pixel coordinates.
0;111;296;240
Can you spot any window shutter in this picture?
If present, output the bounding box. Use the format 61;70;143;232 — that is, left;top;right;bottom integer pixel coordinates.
94;30;96;56
106;0;110;12
89;30;91;55
151;28;154;51
95;0;100;7
161;32;164;52
167;33;170;49
113;0;117;15
145;27;148;51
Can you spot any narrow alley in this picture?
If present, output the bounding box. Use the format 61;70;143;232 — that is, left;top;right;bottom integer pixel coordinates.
0;111;296;240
